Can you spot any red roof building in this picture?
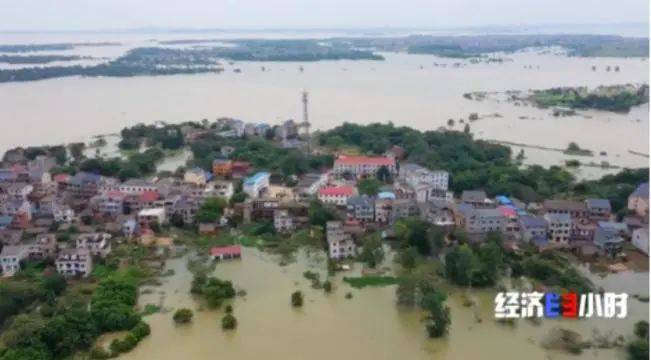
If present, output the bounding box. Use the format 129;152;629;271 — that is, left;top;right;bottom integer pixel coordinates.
318;185;355;206
210;245;242;260
333;155;396;178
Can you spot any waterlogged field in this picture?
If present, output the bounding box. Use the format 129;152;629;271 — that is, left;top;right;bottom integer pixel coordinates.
119;247;648;360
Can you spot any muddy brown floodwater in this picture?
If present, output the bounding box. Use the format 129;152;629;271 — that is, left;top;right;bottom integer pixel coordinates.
112;247;648;360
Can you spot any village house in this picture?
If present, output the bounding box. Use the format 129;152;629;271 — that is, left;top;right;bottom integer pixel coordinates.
458;207;505;235
92;190;126;217
545;213;572;247
496;206;520;235
76;232;112;257
375;197;393;223
628;183;649;218
65;172;117;199
585;198;612;222
3;182;34;200
1;198;31;221
424;200;456;228
210;245;242;261
55;248;92;277
593;222;627;256
333;155;396;178
137;207;167;228
318;185;355;206
26;233;57;259
518;215;548;245
543;199;588;221
0;245;29;276
326;221;356;259
391;198;420;222
123;191;161;214
116;179;158;195
243;198;280;223
184;167;212;186
346;195;375;223
632;228;649;255
231;161;252;179
273;209;295;233
400;163;449;192
461;190;493;209
207;180;234;200
212;159;233;177
243;172;270;198
295;172;329;199
170;196;201;224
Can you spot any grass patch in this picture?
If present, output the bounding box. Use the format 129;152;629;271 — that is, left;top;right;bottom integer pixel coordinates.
343;276;399;289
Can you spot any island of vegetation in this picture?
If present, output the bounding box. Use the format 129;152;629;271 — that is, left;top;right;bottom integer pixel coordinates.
530;84;649;112
0;55;92;65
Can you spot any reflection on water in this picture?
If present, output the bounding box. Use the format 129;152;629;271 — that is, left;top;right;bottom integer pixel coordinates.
121;247;648;360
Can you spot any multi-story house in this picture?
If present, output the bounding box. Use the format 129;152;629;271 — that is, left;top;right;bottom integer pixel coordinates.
116;179;158;195
391;198;420;222
628;183;649;218
543;200;588;221
243;172;270;198
424;200;456;228
461;190;493;209
2;198;32;221
326;221;356;259
137;208;167;228
184;167;212;186
295;172;328;199
76;232;112;257
346;195;375;223
545;213;572;246
496;206;520;234
273;209;295;233
208;181;234;200
518;215;548;244
243;198;280;223
457;205;505;234
92;190;126;217
375;197;393;223
212;159;233;177
400;163;450;203
593;222;627;255
0;245;28;276
56;249;92;277
333;155;396;178
26;233;57;259
585;198;612;222
318;185;355;206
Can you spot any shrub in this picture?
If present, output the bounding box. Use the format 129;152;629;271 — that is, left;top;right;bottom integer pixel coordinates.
291;291;304;307
173;308;193;324
221;314;237;330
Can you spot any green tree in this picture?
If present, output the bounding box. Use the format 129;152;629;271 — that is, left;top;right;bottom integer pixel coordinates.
359;234;385;268
445;244;480;286
221;314;237;330
421;290;451;338
357;178;382;196
173;308;193;324
195;197;227;224
308;200;336;227
291;291;304;307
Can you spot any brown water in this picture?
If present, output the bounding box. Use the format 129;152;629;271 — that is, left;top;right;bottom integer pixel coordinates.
0;33;648;179
122;247;648;360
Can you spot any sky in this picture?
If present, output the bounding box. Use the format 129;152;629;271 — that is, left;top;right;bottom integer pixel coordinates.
0;0;648;32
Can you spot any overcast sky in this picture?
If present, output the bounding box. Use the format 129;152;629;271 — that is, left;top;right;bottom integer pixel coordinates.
0;0;648;31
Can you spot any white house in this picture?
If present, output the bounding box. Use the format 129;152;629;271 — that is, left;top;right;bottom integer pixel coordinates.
0;245;29;277
274;209;295;233
318;185;355;206
56;249;92;277
632;228;649;255
137;207;167;228
243;172;270;198
333;155;396;178
326;221;356;259
76;232;112;257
